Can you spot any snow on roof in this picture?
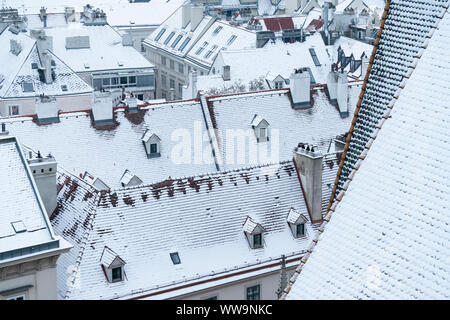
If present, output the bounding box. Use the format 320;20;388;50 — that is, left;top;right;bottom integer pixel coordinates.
51;161;319;300
285;5;450;300
250;114;268;127
0;100;217;188
120;169;141;186
186;20;256;69
287;208;307;225
42;23;154;73
333;0;449;201
3;42;93;98
0;136;60;261
3;0;186;27
100;246;125;268
206;86;360;170
334;36;373;59
197;34;332;92
242;216;265;234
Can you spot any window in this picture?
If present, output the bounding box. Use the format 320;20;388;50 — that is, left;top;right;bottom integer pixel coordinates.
102;78;111;86
296;223;305;237
161;56;166;66
246;285;260;300
161;74;167;88
195;41;208;55
111;77;119;86
112;267;122;282
260;128;266;138
178;83;183;95
8;105;19;116
22;82;34;92
170;59;175;70
227;35;237;46
120;76;128;85
213;26;223;35
164;32;175;45
178;37;191;51
253;233;262;247
309;48;321;66
274;81;283;89
155;28;166;41
178;63;184;74
150;143;157;154
171;34;183;48
169;78;175;89
205;296;218;300
128;76;136;84
204;45;218;59
170;252;181;265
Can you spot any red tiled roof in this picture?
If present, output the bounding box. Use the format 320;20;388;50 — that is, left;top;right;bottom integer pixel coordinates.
264;17;295;31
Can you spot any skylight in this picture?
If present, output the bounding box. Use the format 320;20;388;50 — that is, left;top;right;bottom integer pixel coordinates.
155;28;166;41
309;48;321;66
31;62;38;69
164;32;175;45
170;252;181;265
195;41;208;55
204;45;218;59
227;35;237;46
213;26;223;35
170;34;183;48
61;84;68;91
178;37;191;51
22;82;34;92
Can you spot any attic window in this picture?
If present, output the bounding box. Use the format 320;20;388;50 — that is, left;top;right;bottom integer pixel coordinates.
243;216;266;249
112;267;123;282
31;63;38;69
155;28;166;41
287;208;308;239
84;63;90;69
170;252;181;265
51;60;56;67
296;224;305;237
11;221;27;233
178;37;191;51
195;41;208;55
61;85;68;91
164;31;175;45
22;82;34;92
227;35;237;46
250;115;270;142
118;61;124;67
309;48;321;66
213;26;223;35
171;34;183;48
141;129;161;158
204;45;218;59
100;247;126;283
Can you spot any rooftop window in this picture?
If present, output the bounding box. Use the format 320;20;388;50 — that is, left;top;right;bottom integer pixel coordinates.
204;45;218;59
22;82;34;92
112;267;123;282
309;48;321;66
31;62;38;69
213;26;223;35
164;32;175;45
155;28;166;41
61;85;68;91
171;34;183;48
195;41;208;55
227;35;237;46
170;252;181;265
178;37;191;51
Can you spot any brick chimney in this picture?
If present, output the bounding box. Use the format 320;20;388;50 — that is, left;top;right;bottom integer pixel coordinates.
28;152;57;217
293;143;323;223
289;68;311;108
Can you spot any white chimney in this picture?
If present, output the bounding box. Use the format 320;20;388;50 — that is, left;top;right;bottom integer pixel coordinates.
169;87;175;101
361;54;370;79
36;95;59;124
190;5;204;32
92;91;114;125
289;68;311;108
65;7;76;22
28;152;57;217
122;33;133;46
285;0;304;14
337;71;349;116
326;70;338;104
10;39;22;55
127;95;138;111
184;70;198;99
182;3;191;29
294;143;323;223
222;65;230;81
41;51;53;84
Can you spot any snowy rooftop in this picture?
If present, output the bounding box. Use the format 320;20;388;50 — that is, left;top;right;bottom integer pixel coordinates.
2;0;186;27
285;3;450;300
0;136;63;262
0;100;217;189
51;160;321;299
206;86;361;170
42;23;154;73
333;36;373;60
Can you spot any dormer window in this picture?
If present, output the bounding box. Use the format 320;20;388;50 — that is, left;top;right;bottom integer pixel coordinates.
243;216;266;249
287;208;308;239
100;246;126;283
120;169;143;188
141;129;161;158
251;115;270;142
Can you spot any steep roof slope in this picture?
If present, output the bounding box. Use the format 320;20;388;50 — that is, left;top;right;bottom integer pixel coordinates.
331;0;450;204
284;5;450;299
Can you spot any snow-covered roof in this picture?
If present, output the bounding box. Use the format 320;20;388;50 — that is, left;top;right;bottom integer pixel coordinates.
2;0;186;27
242;216;265;234
332;0;449;202
287;208;308;225
51;160;319;300
0;100;217;188
0;136;68;263
100;246;125;268
284;4;450;300
196;34;333;92
333;36;373;59
42;23;154;73
206;86;361;170
120;169;142;186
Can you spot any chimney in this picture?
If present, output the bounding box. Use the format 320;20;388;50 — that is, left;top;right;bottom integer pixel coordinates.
181;3;191;29
39;7;47;28
32;29;54;84
0;123;9;136
289;68;311;108
92;91;114;125
36;95;59;124
122;33;133;46
41;51;53;84
169;87;175;101
127;94;138;112
323;2;329;36
336;71;349;117
294;143;323;223
190;5;204;32
222;65;230;81
361;54;370;79
64;7;76;23
28;152;57;217
10;39;22;55
326;69;338;104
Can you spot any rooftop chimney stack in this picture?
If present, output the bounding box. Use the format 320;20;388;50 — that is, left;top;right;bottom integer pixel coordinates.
190;5;204;32
28;153;58;217
92;91;114;125
336;70;349;117
289;68;311;108
222;65;231;81
36;95;59;124
182;3;191;29
39;7;47;27
10;39;22;55
64;7;76;23
32;29;54;84
294;143;323;223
